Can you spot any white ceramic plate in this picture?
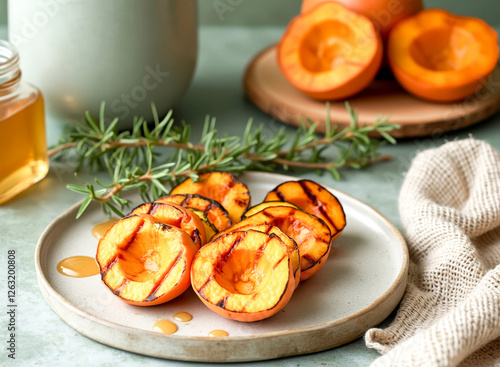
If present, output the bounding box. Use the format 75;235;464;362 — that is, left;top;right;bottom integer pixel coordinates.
35;171;408;362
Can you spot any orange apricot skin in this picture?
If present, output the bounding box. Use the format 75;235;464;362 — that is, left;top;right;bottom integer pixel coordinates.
387;9;499;102
301;0;423;41
278;2;383;100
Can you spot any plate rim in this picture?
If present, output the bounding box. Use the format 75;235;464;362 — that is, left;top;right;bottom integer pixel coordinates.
35;171;409;360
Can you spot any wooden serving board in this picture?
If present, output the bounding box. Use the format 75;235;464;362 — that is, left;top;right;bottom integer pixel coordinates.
243;45;500;138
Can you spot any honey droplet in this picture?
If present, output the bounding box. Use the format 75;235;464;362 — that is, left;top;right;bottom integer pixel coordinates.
153;319;178;334
57;256;99;278
208;329;229;337
173;311;192;322
92;218;119;239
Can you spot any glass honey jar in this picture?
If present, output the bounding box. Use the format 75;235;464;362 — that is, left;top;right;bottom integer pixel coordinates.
0;40;48;204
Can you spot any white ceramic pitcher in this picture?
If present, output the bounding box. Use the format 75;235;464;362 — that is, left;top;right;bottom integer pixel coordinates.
8;0;198;128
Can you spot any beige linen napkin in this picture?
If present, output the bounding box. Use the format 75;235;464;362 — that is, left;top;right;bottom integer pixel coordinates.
365;138;500;367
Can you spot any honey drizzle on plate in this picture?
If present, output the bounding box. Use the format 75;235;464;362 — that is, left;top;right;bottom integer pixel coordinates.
56;256;99;278
91;218;119;239
208;329;229;337
173;311;192;322
153;319;178;334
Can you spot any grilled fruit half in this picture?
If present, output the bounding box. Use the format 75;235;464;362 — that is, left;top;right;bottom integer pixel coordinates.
221;206;331;281
191;229;295;322
169;172;250;224
96;214;198;306
265;180;346;240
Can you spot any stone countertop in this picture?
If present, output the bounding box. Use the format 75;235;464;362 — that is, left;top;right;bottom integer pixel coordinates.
1;24;500;366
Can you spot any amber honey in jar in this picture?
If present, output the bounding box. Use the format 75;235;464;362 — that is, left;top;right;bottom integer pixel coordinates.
0;40;48;204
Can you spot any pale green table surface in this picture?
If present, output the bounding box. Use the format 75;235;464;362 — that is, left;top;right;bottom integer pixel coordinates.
1;24;500;367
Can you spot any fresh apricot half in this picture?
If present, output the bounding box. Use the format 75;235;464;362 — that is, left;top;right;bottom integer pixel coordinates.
265;180;346;241
191;229;295;322
387;9;499;102
169;172;250;224
96;214;198;306
278;2;383;100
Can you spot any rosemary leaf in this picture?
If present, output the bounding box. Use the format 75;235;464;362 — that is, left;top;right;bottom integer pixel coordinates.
50;102;399;217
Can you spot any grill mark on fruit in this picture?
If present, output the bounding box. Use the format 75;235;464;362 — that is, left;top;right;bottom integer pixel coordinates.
274;254;287;270
261;210;276;221
220;236;242;264
260;224;272;234
101;256;119;277
216;296;227;309
242;293;259;312
102;218;143;273
298;181;338;232
179;194;190;206
197;274;214;295
146;203;156;215
114;278;129;295
234;198;248;208
253;235;271;267
145;251;184;302
301;253;318;270
192;229;201;247
275;189;287;202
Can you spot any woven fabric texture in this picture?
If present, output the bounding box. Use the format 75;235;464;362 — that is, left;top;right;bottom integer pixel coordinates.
365;138;500;367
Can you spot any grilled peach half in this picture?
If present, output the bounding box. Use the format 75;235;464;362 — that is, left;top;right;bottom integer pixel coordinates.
96;214;198;306
213;223;301;288
223;206;331;281
265;180;346;241
155;193;232;232
191;229;295;322
169;172;250;224
128;202;206;248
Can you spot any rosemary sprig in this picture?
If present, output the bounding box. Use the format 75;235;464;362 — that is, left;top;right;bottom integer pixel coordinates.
49;102;399;218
